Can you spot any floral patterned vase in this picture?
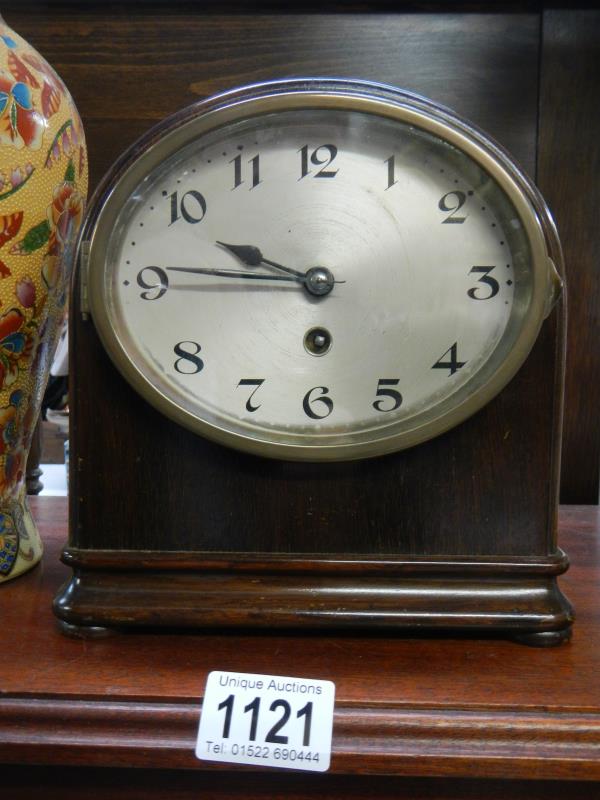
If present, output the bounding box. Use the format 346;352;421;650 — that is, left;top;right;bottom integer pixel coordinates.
0;17;87;582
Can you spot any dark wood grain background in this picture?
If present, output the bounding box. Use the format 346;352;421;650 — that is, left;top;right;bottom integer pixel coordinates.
3;3;598;508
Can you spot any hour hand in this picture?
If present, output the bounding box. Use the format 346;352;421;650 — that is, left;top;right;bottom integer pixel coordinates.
216;242;263;266
216;241;306;279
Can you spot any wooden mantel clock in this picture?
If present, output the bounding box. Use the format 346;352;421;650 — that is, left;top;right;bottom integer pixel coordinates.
54;79;573;646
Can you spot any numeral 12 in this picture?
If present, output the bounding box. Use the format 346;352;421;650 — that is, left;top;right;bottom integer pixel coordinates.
299;144;338;179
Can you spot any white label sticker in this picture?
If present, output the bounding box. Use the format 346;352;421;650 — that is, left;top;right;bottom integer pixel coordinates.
196;670;335;772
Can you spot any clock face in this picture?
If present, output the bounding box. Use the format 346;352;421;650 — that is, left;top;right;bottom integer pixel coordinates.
87;83;556;460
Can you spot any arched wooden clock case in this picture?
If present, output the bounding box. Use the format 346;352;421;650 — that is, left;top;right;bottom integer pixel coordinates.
54;80;573;646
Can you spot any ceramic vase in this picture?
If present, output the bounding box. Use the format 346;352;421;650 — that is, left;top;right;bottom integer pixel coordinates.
0;17;87;582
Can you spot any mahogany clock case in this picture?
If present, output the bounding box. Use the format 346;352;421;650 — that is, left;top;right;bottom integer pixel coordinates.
31;8;578;645
55;102;571;645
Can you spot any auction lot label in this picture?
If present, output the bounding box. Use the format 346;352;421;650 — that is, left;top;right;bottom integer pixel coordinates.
196;670;335;772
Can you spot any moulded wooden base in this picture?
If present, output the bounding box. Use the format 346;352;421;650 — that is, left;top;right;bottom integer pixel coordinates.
54;550;574;643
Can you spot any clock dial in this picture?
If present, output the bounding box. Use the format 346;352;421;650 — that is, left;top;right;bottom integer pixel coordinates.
88;86;557;460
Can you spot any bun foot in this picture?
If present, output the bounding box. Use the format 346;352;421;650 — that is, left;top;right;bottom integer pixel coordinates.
513;628;572;647
57;620;116;639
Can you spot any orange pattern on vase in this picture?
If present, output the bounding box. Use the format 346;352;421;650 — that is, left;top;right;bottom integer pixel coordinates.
0;18;87;581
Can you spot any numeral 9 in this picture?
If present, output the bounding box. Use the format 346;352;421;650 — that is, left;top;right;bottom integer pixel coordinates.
137;266;169;300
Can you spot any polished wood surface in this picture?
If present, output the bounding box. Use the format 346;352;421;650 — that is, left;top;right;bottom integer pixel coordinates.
3;497;600;786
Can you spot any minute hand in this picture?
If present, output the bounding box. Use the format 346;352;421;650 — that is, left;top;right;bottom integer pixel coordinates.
165;266;304;284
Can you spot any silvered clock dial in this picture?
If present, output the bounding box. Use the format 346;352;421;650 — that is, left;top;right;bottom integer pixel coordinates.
84;79;561;461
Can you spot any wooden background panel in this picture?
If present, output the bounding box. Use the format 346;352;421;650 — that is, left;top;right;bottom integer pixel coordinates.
538;10;600;504
3;10;540;189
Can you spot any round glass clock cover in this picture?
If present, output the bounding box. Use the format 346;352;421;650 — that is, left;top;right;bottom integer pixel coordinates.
86;79;561;461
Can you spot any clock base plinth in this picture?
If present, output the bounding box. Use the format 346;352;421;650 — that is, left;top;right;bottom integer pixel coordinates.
54;549;573;644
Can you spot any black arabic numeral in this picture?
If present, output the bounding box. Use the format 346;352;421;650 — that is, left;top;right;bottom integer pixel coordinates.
265;699;291;744
439;191;467;223
173;341;204;374
168;189;207;225
467;266;500;300
432;342;466;376
231;153;260;190
373;379;403;412
169;191;178;225
384;155;397;190
299;144;338;179
296;701;313;747
244;696;261;741
303;386;333;419
237;378;265;412
137;266;169;300
218;694;234;738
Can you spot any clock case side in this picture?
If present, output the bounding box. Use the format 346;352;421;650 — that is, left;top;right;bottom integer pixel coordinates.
55;80;572;644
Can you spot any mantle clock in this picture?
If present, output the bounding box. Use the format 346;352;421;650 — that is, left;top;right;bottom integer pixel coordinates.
54;79;572;646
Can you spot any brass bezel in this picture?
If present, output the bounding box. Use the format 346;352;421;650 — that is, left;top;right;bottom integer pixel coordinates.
85;79;562;462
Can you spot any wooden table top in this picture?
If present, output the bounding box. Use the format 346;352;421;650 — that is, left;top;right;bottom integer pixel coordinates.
3;498;600;781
